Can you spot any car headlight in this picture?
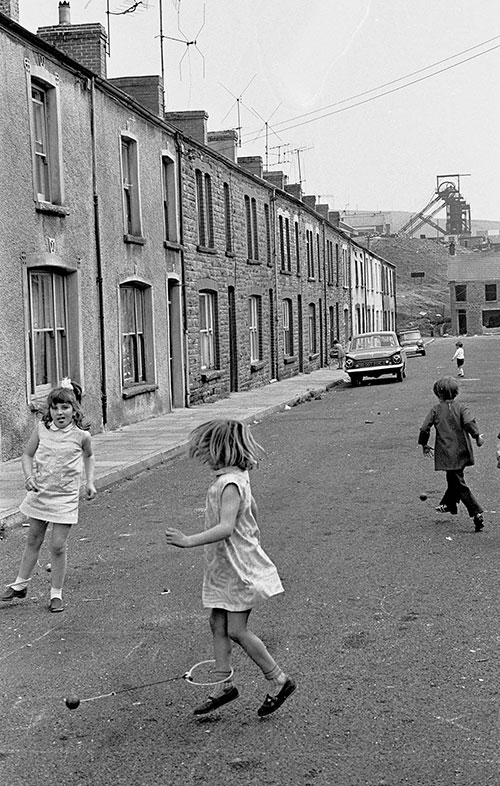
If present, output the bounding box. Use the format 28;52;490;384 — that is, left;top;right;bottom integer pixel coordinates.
390;353;402;364
345;357;353;369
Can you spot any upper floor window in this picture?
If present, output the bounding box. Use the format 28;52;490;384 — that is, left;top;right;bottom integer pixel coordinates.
199;290;218;370
223;182;232;253
264;204;272;264
283;298;293;357
28;270;69;395
485;283;497;301
306;230;314;278
120;284;153;387
295;221;300;275
121;136;143;240
195;170;214;249
249;295;262;363
316;233;321;281
162;153;178;243
327;240;334;284
455;284;467;302
279;215;291;272
245;195;259;261
29;76;64;210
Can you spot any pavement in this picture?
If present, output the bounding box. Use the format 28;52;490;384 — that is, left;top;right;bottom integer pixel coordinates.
0;366;347;531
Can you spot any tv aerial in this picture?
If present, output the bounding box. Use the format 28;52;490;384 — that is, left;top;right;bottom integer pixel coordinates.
219;75;259;147
247;103;283;171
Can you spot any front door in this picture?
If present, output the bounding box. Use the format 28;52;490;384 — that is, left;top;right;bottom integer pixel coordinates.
228;286;238;391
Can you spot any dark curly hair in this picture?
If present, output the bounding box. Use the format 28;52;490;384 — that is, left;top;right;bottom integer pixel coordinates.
42;387;83;429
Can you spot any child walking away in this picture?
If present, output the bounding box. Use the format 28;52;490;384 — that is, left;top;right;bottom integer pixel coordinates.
418;377;484;531
334;340;345;370
165;419;296;717
452;341;465;377
0;386;96;612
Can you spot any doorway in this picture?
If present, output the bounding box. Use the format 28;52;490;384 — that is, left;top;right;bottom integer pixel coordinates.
228;286;238;391
167;278;184;407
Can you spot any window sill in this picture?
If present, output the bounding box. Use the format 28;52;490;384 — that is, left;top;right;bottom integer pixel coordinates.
246;259;261;265
35;201;70;216
280;269;292;276
250;360;265;372
307;277;316;282
284;355;297;365
201;369;221;382
164;240;183;251
122;383;158;399
124;234;146;245
225;250;235;258
308;352;319;361
197;245;216;255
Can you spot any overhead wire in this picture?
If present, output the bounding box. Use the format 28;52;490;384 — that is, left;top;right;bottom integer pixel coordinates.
242;34;500;141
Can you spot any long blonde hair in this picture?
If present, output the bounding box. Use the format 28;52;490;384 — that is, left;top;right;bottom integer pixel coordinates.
188;419;263;470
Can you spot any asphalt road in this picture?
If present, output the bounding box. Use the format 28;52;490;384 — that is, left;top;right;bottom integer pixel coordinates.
2;336;500;786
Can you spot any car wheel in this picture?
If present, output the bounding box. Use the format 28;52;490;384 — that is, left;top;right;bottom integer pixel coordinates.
421;350;426;356
396;369;404;382
350;375;360;386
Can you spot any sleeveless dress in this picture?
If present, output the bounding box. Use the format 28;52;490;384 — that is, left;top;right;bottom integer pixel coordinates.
19;422;86;525
202;468;284;611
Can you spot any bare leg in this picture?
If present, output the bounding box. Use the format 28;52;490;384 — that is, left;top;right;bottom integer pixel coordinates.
50;524;71;591
226;609;277;674
16;518;49;581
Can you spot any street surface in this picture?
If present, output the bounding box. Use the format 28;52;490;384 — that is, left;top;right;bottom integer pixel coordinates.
1;336;500;786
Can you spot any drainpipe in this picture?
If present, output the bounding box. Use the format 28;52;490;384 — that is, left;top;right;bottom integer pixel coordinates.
90;77;107;427
174;132;190;407
270;187;280;381
322;221;327;367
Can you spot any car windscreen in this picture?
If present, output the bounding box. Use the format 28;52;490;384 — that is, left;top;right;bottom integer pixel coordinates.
351;335;397;350
400;332;421;341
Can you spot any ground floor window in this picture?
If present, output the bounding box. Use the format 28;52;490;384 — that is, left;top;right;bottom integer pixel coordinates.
120;284;153;386
199;290;217;370
28;270;69;394
308;303;317;353
249;295;262;362
482;309;500;328
283;298;293;356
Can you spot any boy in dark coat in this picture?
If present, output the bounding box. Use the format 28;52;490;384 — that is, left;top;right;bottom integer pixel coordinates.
418;376;484;531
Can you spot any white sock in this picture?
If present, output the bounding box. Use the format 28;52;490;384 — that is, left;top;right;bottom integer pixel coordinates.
50;588;63;600
11;577;30;590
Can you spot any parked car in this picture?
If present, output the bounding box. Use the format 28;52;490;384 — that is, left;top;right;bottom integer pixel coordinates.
398;329;426;356
344;331;407;385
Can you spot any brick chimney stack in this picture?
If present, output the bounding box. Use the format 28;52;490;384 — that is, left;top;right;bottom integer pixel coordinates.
37;1;108;78
0;0;19;21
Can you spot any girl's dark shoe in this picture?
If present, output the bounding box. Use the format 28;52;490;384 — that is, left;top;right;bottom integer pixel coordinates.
0;586;27;601
473;514;484;532
257;677;296;717
193;686;239;715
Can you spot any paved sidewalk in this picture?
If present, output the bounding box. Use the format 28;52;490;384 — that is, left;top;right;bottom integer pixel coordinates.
0;367;347;531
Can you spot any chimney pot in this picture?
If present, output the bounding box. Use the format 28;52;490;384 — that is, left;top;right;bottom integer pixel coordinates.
59;1;71;25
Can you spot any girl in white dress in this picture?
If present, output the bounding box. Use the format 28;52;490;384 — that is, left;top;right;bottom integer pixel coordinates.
166;419;296;717
0;386;96;612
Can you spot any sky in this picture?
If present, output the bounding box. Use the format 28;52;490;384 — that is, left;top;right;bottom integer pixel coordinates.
19;0;500;221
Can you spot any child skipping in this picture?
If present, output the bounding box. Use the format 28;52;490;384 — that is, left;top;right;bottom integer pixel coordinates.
166;419;296;717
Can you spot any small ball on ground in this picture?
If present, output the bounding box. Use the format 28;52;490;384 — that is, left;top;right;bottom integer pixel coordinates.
419;493;428;501
65;695;80;710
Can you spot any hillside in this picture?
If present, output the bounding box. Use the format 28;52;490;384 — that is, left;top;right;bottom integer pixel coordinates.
363;236;477;333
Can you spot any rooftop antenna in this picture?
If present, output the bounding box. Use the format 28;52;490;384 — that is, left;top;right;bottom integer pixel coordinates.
96;0;149;57
219;75;258;147
158;2;206;83
269;142;291;166
247;103;283;171
290;145;313;187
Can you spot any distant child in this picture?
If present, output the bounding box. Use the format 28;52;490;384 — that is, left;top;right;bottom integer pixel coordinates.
0;386;96;612
165;419;296;717
334;340;345;370
418;377;484;531
452;341;465;377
